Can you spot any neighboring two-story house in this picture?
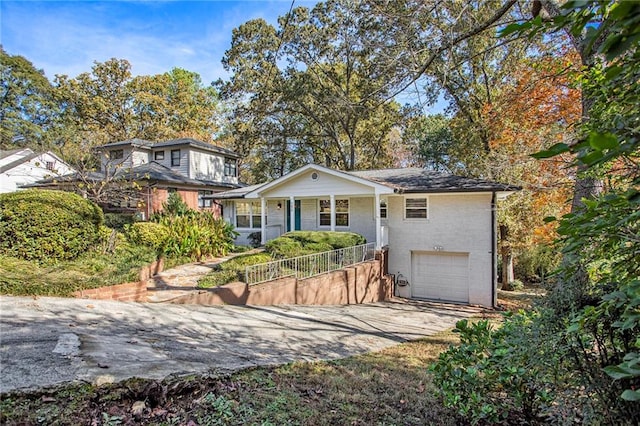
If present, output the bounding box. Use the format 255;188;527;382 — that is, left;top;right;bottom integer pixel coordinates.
28;138;242;218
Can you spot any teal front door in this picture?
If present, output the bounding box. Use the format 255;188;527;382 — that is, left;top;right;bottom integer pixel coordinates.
286;200;301;231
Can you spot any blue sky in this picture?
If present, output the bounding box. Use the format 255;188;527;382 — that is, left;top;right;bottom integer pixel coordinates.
1;0;316;84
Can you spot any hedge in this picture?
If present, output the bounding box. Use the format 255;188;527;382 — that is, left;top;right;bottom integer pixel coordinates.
0;189;104;261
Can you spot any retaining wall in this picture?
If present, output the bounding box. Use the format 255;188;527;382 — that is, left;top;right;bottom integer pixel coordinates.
73;258;164;302
170;258;393;306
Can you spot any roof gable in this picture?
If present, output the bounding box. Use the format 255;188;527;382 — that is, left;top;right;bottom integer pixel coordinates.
244;164;393;198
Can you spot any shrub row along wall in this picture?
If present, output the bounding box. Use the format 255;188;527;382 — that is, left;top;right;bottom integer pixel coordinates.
169;257;392;306
74;259;164;302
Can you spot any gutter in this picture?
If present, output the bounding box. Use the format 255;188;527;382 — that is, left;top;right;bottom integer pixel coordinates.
491;191;497;308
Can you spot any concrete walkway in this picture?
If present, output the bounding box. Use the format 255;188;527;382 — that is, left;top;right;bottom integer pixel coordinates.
146;250;262;303
0;296;480;393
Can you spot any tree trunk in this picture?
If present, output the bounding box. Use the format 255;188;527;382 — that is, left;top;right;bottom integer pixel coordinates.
500;224;515;291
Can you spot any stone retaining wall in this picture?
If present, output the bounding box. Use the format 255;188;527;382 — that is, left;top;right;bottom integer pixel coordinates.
74;259;164;302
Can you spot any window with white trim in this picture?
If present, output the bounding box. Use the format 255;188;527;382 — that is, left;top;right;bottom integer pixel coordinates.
405;197;428;219
235;201;261;228
319;199;349;226
171;149;181;167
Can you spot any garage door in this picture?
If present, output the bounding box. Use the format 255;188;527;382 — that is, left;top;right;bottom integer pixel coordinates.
411;252;469;303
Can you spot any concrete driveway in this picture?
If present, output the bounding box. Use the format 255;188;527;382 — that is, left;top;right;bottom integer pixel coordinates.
0;296;479;394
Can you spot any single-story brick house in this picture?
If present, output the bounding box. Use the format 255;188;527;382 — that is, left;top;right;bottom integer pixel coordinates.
208;164;519;307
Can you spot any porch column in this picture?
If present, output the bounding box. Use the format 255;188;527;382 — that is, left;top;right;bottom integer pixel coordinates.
260;196;267;245
289;195;295;232
374;192;381;249
330;194;336;231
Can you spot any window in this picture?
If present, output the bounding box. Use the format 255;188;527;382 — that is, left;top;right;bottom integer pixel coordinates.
171;149;181;167
198;191;214;208
235;201;261;228
405;197;428;219
224;158;237;177
45;161;55;171
319;199;349;227
154;151;165;160
109;149;124;160
380;199;387;219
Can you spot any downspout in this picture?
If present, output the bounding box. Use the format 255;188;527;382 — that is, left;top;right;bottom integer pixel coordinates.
491;191;497;308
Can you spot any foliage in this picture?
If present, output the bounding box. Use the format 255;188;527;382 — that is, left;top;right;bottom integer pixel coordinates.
431;314;569;425
55;59;222;147
124;222;170;254
155;212;237;261
198;252;272;288
0;189;104;261
103;213;137;231
0;242;157;297
265;231;365;258
513;244;560;284
0;47;61;150
432;2;640;423
161;191;192;217
220;0;407;181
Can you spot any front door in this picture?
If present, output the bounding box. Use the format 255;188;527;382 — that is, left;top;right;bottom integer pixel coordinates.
286;200;301;232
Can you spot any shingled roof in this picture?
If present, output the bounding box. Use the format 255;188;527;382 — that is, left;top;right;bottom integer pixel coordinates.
348;168;521;193
24;161;241;190
96;138;240;158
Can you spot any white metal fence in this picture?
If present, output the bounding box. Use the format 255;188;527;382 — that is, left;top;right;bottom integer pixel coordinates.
244;242;376;286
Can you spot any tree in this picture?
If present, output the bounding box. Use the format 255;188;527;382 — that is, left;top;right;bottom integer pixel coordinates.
55;59;222;149
0;47;61;150
220;0;407;182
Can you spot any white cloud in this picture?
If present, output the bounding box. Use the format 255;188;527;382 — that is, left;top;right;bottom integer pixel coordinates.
1;1;317;84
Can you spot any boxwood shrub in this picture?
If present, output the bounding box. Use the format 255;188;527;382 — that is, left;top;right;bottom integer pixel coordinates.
0;189;104;261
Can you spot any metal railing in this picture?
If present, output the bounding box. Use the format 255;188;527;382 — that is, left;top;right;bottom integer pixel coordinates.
244;242;376;286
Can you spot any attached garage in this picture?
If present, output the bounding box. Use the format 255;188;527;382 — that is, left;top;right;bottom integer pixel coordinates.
411;252;470;304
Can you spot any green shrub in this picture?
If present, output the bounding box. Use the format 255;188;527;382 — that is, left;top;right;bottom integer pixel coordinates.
514;244;560;284
125;222;170;253
265;231;365;258
198;252;272;288
157;212;238;260
104;213;137;231
0;189;104;261
430;313;565;425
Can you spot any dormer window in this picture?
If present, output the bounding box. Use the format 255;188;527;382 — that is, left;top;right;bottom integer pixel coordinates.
224;158;237;177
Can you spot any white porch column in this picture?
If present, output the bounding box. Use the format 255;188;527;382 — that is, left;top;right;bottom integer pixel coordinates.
374;192;381;249
289;195;295;232
260;196;267;245
330;194;336;231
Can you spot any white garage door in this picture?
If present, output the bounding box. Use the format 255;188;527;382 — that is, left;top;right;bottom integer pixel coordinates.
411;252;469;303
